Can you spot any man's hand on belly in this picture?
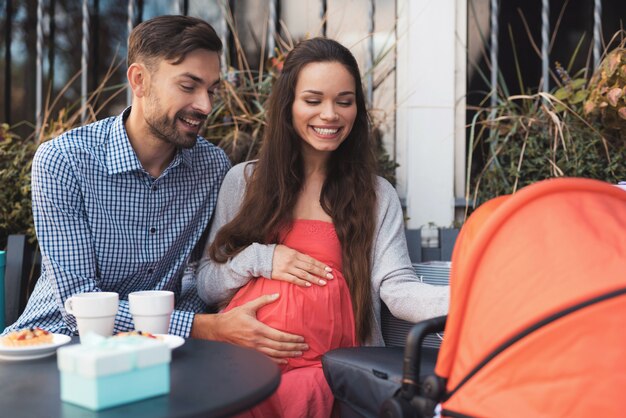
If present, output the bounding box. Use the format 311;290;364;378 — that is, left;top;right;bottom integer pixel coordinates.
190;293;309;364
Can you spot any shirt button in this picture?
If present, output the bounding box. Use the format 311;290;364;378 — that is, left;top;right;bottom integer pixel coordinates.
147;268;154;275
151;185;158;191
150;227;156;234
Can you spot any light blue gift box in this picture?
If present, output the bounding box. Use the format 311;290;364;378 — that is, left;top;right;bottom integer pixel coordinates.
57;334;171;411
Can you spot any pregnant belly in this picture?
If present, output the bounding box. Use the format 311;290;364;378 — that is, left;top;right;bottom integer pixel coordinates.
224;275;357;365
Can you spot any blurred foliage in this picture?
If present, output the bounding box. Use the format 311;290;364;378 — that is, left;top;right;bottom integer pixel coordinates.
0;63;126;249
202;58;279;164
0;124;38;249
1;19;398;247
468;32;626;206
584;47;626;137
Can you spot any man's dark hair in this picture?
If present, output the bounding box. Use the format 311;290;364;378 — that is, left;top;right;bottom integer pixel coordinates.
127;15;222;70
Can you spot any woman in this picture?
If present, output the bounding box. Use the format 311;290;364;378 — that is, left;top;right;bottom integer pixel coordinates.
197;38;449;417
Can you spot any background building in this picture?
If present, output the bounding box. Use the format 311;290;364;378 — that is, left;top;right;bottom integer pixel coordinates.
1;0;624;229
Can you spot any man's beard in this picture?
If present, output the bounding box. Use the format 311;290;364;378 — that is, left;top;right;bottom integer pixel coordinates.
144;95;204;149
145;112;200;149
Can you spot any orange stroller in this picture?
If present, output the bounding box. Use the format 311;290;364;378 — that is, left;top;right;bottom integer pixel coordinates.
382;177;626;417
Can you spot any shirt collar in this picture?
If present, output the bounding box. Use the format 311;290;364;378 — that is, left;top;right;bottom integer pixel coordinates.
179;145;194;168
106;107;195;175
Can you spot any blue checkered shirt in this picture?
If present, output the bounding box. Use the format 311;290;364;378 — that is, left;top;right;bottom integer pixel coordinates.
3;108;230;337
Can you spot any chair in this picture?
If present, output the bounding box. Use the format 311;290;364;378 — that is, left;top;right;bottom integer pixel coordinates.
4;234;41;328
405;228;459;263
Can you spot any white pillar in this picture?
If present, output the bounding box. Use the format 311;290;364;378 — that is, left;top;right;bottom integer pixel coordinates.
396;0;466;228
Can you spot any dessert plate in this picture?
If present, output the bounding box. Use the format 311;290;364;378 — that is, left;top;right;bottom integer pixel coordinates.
0;334;72;361
155;334;185;350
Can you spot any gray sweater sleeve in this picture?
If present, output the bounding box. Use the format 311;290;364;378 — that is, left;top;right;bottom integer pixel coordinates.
196;162;275;306
371;178;449;330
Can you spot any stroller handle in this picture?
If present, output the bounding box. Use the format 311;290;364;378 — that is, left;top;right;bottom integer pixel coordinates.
402;315;447;390
380;315;448;418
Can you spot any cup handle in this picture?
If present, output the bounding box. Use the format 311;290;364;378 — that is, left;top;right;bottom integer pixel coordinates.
64;298;74;315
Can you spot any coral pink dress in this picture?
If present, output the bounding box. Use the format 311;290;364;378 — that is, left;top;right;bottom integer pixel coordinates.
224;219;357;418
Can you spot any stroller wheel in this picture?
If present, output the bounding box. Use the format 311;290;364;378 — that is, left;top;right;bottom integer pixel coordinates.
421;375;444;399
379;397;415;418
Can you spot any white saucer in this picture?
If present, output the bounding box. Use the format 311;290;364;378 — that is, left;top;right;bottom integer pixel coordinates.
0;334;72;361
155;334;185;350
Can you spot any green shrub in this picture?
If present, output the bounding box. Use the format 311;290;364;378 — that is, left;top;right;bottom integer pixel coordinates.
0;124;37;248
0;64;126;248
584;47;626;139
468;34;626;206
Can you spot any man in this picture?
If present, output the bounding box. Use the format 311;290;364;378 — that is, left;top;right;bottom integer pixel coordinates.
4;15;307;361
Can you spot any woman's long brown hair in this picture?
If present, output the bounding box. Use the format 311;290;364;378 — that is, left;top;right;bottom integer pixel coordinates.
209;38;378;343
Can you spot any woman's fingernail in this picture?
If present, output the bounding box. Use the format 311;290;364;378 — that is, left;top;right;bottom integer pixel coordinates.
326;273;334;279
294;351;303;357
325;267;332;272
319;280;327;285
305;282;312;287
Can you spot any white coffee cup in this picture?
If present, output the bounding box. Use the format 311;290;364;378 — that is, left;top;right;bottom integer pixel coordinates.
128;290;174;334
64;292;119;340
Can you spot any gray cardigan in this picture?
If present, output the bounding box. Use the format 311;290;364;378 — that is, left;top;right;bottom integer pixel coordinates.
196;162;449;346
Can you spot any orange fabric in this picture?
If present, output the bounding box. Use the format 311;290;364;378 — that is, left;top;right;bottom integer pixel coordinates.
436;195;511;376
444;294;626;417
224;220;357;418
434;178;626;417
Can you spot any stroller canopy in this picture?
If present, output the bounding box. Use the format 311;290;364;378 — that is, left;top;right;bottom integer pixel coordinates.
436;178;626;417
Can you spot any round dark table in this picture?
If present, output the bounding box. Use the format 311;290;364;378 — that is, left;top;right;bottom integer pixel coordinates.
0;337;281;418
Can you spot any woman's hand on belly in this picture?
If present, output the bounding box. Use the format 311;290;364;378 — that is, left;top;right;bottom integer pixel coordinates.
271;244;334;287
196;293;310;364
